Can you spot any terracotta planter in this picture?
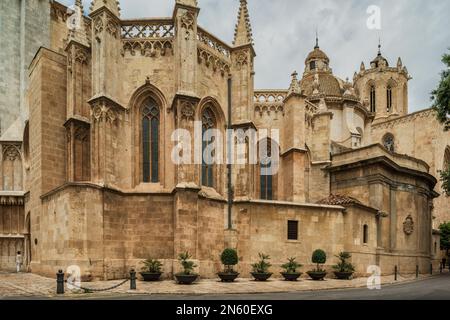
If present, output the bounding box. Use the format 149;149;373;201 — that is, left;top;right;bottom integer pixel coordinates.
251;272;273;281
218;272;240;282
175;274;199;285
334;271;353;280
307;271;327;281
140;272;162;282
281;272;302;281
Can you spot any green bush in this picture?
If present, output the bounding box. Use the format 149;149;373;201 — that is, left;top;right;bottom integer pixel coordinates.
140;258;163;273
281;257;303;274
311;249;327;272
220;248;239;273
332;252;355;273
251;253;272;274
177;252;197;275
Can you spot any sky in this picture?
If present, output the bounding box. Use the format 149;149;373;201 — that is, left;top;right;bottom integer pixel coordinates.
60;0;450;112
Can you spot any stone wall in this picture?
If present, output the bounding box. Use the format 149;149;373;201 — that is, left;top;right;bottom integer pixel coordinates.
371;109;450;227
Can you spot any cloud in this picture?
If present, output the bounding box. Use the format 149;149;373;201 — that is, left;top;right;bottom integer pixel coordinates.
60;0;450;112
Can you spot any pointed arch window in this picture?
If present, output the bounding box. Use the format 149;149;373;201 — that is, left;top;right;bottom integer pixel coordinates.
142;98;160;183
387;86;393;113
370;85;376;113
260;139;274;200
202;107;216;188
443;146;450;171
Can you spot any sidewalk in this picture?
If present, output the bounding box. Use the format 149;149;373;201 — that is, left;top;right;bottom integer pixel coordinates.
1;271;445;298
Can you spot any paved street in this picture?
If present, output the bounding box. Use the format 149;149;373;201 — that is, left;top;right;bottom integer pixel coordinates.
1;271;449;300
104;272;450;300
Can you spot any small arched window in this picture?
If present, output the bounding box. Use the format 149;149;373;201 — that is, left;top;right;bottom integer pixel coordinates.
383;133;395;153
142;98;160;183
363;224;369;244
310;61;316;71
387;86;393;113
202;106;217;188
370;86;376;113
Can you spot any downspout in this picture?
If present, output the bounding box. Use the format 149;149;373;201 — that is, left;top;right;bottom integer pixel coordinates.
227;76;233;230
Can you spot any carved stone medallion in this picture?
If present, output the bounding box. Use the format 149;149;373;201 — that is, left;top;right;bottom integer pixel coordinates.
403;215;414;235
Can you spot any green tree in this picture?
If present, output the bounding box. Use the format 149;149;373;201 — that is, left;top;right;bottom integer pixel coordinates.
432;50;450;194
441;166;450;196
431;50;450;131
439;222;450;255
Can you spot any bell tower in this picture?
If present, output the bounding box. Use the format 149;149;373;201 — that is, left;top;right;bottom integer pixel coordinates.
354;43;410;121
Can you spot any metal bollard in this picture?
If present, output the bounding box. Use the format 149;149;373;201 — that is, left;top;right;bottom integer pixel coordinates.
130;269;136;290
56;270;65;294
430;263;433;275
394;265;398;281
416;265;419;279
440;263;443;274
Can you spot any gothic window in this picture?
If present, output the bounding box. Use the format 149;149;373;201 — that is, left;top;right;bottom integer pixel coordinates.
370;86;376;113
382;133;395;153
309;61;316;71
142;98;160;183
363;224;369;244
387;86;393;113
444;146;450;171
260;139;274;200
202;106;216;188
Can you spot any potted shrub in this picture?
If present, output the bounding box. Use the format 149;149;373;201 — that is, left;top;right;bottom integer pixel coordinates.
218;248;240;282
281;257;303;281
175;252;199;285
251;253;273;281
140;258;163;282
307;249;327;281
332;252;355;280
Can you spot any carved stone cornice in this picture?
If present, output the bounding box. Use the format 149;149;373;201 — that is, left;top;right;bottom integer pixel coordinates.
0;195;24;206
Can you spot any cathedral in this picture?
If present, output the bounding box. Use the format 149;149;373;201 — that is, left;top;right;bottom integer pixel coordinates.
0;0;448;280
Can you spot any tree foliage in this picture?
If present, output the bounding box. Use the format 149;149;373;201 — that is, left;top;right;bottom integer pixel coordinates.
431;50;450;131
178;252;197;275
439;222;450;253
251;253;271;274
332;252;355;273
440;165;450;196
311;249;327;271
281;257;303;274
140;258;163;273
220;248;238;273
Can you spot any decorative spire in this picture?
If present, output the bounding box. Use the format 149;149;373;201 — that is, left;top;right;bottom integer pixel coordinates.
287;71;301;96
90;0;120;17
360;61;365;72
176;0;198;6
67;0;89;47
315;28;319;49
377;37;381;56
397;57;403;68
233;0;253;46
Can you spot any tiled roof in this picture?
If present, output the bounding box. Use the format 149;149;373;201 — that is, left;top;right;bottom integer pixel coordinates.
301;73;342;97
317;194;363;206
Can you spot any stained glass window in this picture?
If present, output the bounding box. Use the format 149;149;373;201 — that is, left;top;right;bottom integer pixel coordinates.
142;99;159;183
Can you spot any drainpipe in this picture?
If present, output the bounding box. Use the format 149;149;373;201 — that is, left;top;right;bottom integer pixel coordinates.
227;76;233;230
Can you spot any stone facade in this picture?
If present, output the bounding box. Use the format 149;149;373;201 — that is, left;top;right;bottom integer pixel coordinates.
0;0;447;279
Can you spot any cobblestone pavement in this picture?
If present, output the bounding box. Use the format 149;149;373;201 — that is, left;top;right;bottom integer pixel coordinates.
0;271;443;299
